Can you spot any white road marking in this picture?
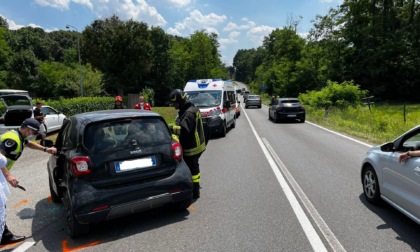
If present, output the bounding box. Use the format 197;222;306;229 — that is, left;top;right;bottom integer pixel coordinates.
305;121;373;148
263;138;346;252
12;241;36;252
243;109;328;252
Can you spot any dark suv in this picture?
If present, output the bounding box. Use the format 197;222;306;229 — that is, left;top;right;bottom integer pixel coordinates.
268;98;305;123
47;110;193;237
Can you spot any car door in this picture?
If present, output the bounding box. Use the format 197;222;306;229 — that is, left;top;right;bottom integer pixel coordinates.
42;106;60;132
383;131;420;220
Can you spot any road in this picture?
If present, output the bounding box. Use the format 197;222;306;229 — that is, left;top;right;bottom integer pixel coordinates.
3;91;420;251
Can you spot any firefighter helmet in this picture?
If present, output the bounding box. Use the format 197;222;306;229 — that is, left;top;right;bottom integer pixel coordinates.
169;89;187;106
115;96;123;102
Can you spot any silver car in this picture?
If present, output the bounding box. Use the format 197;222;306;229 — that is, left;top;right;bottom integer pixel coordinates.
361;125;420;224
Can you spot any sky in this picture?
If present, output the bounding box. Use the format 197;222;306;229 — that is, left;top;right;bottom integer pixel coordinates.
0;0;343;66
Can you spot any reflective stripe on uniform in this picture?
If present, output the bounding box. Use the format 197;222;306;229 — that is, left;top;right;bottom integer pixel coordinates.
192;173;200;183
172;125;181;136
183;111;206;156
1;130;23;170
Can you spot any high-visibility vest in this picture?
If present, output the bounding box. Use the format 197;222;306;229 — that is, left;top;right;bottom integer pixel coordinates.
1;130;24;170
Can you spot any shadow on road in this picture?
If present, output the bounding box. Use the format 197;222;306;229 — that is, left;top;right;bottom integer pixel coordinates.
358;193;420;250
13;197;191;251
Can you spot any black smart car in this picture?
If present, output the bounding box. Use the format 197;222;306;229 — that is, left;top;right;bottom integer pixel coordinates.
47;110;193;237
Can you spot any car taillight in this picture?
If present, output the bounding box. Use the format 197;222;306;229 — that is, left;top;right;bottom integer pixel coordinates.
259;97;262;102
70;156;92;176
172;142;182;160
0;118;4;124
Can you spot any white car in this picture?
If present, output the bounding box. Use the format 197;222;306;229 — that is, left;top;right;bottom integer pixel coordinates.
33;105;67;134
361;125;420;224
0;94;67;135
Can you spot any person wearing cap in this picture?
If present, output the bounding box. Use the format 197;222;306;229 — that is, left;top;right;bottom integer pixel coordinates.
169;89;206;199
0;118;57;245
134;95;152;111
113;96;125;109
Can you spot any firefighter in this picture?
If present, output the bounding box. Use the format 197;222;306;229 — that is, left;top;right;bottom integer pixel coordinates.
169;89;206;199
113;96;125;109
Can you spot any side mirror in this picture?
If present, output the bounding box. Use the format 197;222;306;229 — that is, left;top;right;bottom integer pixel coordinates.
380;142;394;152
41;139;54;147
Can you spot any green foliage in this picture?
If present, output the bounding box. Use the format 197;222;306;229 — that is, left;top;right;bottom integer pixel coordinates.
82;16;153;95
140;86;155;106
41;96;177;126
306;103;420;145
298;80;368;108
45;97;115;117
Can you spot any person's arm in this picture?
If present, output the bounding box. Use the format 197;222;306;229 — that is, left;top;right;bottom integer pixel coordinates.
25;141;57;155
0;154;18;187
399;150;420;163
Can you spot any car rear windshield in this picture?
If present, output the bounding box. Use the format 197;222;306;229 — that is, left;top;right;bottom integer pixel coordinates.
84;118;171;152
248;95;259;99
281;99;299;103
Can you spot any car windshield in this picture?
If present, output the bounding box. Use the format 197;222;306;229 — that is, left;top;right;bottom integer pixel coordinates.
84;118;171;153
186;91;221;108
248;95;259;99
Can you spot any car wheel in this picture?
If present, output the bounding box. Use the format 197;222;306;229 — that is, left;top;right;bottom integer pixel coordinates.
268;111;271;120
362;165;382;205
48;172;61;203
231;117;236;129
258;105;261;108
172;198;192;211
64;193;89;238
300;117;305;123
274;113;279;123
221;121;227;137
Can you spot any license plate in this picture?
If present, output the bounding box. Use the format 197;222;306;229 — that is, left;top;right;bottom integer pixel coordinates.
287;114;296;117
115;156;156;173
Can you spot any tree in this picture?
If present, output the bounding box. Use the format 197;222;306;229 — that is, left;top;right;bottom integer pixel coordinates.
82;15;153;95
6;50;39;92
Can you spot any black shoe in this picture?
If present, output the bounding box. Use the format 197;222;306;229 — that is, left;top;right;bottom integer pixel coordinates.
0;235;25;245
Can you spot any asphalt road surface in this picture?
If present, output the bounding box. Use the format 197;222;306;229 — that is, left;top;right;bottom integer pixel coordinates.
3;92;420;252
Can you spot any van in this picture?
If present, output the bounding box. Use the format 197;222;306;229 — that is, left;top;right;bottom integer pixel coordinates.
184;79;236;137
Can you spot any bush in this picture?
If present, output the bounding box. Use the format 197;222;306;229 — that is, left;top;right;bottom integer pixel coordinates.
299;80;368;108
43;97;114;117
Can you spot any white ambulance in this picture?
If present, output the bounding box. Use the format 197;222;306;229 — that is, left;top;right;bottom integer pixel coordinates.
184;79;236;137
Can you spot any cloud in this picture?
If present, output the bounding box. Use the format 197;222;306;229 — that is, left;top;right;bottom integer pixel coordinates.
167;9;226;36
223;19;256;32
5;18;25;30
34;0;166;26
246;25;275;46
167;0;191;8
219;31;240;49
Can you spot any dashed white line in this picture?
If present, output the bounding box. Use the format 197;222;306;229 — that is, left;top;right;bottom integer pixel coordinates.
243;109;328;252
